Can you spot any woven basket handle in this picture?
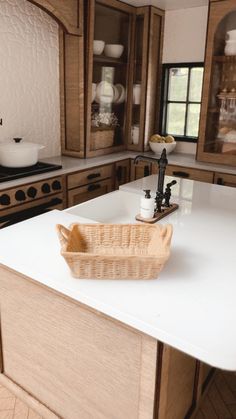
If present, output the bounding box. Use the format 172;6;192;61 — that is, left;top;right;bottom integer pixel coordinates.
56;224;70;248
161;224;173;248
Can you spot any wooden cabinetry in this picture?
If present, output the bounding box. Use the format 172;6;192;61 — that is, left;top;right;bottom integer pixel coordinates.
197;0;236;166
158;345;197;419
85;0;135;157
214;171;236;187
128;7;164;152
163;165;214;183
130;159;152;180
114;159;130;189
67;164;114;207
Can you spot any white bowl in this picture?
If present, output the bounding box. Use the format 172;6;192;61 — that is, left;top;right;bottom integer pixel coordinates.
93;40;105;55
104;44;124;59
149;141;176;155
225;40;236;56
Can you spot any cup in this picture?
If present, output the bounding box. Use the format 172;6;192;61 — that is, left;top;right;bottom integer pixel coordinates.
132;125;139;145
133;84;141;105
224;40;236;56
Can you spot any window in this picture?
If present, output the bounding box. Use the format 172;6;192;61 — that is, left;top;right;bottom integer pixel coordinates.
161;63;204;142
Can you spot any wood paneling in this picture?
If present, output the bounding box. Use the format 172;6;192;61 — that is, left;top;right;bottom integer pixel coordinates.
158;345;197;419
214;172;236;187
130;160;152;180
0;266;159;419
28;0;82;35
114;159;130;189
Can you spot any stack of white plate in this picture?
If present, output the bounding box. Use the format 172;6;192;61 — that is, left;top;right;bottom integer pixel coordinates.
91;82;126;104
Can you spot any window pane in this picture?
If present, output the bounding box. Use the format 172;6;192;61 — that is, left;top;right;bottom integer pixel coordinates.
166;103;186;136
186;104;201;137
189;68;204;102
168;67;188;101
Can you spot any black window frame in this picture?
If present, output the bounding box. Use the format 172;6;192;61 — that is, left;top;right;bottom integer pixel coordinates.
160;62;204;143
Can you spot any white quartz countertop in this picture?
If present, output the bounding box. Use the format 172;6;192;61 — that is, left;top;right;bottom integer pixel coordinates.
0;150;235;190
1;176;236;371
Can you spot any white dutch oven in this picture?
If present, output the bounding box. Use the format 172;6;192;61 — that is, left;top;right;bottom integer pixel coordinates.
0;138;45;168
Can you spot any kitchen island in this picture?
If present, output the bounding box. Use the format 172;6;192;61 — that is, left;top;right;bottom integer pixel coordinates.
0;175;235;419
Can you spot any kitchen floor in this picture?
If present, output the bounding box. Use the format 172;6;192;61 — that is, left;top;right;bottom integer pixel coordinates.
0;384;42;419
0;370;236;418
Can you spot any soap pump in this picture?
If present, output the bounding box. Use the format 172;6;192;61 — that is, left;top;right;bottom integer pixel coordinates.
140;189;155;219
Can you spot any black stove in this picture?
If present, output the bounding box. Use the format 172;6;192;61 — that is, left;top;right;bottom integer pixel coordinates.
0;162;62;183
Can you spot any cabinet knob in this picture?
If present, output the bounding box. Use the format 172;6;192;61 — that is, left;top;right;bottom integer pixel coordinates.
52;180;62;191
87;173;101;180
88;184;101;192
217;177;224;185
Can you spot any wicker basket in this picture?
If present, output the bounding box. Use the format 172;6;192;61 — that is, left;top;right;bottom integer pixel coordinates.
91;128;114;150
57;223;173;280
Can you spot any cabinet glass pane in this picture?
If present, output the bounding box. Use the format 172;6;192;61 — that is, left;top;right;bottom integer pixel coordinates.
166;103;186;136
91;3;130;151
204;11;236;156
131;14;144;146
187;104;201;137
189;68;204;102
168;68;188;101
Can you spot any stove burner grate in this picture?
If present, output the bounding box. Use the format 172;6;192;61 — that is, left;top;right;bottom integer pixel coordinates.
0;162;62;183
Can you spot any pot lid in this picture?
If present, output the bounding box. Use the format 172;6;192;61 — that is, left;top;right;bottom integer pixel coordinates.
0;138;44;151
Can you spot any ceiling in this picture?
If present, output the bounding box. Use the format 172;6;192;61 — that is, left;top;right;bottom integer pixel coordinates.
123;0;208;10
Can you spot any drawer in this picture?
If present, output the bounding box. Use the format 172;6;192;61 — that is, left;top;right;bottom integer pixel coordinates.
214;172;236;187
67;178;113;207
67;164;113;190
164;165;214;183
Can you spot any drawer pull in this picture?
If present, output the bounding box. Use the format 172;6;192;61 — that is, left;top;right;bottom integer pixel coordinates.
144;165;150;177
217;177;224;185
87;173;101;180
87;184;101;192
172;171;189;178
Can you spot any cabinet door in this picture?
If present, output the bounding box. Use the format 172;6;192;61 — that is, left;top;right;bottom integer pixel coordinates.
115;159;130;189
130;160;152;180
214;172;236;187
162;164;214;183
197;0;236;166
85;0;135;157
68;178;113;207
158;345;197;419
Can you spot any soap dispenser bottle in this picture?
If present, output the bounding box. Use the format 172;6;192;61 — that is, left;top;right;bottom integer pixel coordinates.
140;190;155;219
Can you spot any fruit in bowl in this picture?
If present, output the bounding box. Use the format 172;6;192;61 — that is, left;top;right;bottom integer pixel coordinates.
149;134;176;155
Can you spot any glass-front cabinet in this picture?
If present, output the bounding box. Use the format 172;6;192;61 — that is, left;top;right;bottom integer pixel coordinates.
85;0;135;157
197;0;236;166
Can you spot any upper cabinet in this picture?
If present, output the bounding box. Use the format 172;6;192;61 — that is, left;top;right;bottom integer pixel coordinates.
84;1;164;157
197;0;236;166
85;0;135;157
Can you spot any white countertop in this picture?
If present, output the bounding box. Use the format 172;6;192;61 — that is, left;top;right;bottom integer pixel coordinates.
0;150;235;191
0;177;236;371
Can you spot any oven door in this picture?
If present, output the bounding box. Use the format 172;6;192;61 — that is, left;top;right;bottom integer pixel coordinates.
0;194;64;228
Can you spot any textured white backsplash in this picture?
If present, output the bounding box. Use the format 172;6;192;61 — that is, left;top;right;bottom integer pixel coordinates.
0;0;60;158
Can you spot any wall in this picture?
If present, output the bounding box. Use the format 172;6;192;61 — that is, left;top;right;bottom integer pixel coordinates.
0;0;60;158
162;5;209;155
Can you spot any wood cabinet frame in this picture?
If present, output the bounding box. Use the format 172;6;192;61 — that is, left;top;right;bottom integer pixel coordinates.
197;0;236;166
27;0;85;158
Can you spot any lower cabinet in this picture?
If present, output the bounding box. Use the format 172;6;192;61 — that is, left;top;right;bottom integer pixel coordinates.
214;172;236;187
158;345;197;419
130;160;152;181
68;178;113;207
115;159;130;189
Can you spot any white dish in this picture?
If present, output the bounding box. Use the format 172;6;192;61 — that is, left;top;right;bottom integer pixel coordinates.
95;81;114;104
92;83;96;102
149;141;176;155
114;84;126;104
113;85;120;103
104;44;124;59
93;40;105;55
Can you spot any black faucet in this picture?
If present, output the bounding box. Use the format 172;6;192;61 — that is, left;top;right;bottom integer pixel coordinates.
134;149;168;212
